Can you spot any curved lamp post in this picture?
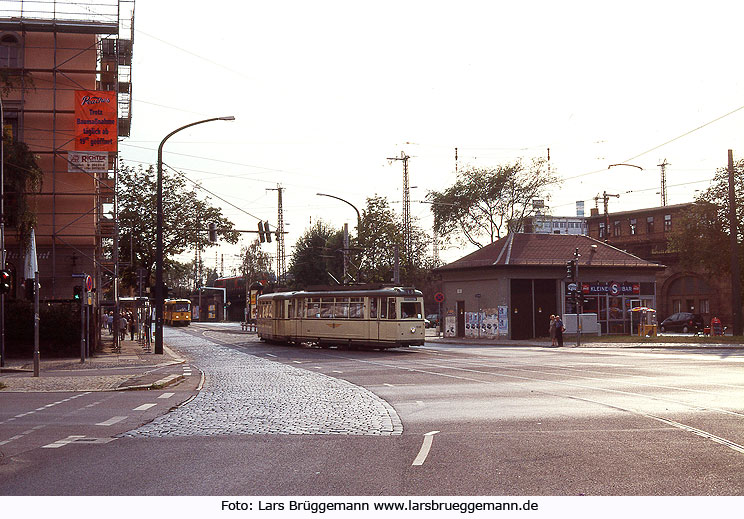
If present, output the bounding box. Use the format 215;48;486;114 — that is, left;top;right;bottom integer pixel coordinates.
316;193;362;285
316;193;361;231
154;116;235;354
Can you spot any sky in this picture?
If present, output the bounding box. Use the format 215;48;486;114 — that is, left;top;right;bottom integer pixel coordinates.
118;0;744;276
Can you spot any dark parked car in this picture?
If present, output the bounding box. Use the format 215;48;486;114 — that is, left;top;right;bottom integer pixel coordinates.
425;314;440;328
659;312;705;333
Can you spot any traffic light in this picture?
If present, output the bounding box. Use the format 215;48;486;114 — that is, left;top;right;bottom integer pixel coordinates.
258;221;266;242
264;221;272;243
0;269;12;294
73;285;82;301
565;260;576;281
208;223;217;243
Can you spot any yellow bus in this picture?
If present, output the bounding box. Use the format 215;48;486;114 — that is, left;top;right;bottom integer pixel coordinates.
164;299;192;326
257;287;425;349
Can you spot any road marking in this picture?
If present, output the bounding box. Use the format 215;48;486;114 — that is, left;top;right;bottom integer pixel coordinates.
159;392;175;399
96;416;127;426
132;403;157;411
0;435;24;446
292;361;302;364
412;431;440;466
332;370;343;374
384;383;395;387
266;353;277;358
42;435;86;449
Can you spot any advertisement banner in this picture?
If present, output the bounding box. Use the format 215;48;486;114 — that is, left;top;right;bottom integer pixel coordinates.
74;90;117;151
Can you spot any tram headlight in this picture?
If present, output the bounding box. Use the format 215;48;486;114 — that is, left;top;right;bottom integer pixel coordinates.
410;326;417;334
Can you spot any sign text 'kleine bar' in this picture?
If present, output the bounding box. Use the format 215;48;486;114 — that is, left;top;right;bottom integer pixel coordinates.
580;282;640;295
74;90;117;152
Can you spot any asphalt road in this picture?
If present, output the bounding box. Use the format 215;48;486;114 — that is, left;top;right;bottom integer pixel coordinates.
1;322;743;497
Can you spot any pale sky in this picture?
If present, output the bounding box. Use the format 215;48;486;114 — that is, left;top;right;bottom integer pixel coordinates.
121;0;744;275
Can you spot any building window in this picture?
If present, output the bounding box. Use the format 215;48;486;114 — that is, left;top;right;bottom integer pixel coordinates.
664;214;672;232
613;220;621;236
0;33;22;68
646;216;654;234
629;218;637;235
599;223;605;238
700;299;710;314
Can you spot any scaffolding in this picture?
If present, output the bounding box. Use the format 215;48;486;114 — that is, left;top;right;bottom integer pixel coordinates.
0;1;134;348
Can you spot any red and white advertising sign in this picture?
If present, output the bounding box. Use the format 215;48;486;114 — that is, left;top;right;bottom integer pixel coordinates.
74;90;117;152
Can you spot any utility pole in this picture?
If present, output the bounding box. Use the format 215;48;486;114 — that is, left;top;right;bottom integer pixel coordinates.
388;151;412;264
658;158;670;207
727;150;742;335
267;184;285;284
594;191;620;241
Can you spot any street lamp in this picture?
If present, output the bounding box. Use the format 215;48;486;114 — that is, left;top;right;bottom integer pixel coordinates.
316;193;361;232
154;116;235;354
316;193;362;285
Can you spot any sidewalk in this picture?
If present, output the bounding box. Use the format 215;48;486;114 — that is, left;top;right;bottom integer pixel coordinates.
0;332;185;393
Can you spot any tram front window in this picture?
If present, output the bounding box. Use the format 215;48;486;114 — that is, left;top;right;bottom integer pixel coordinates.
173;304;190;312
401;302;422;319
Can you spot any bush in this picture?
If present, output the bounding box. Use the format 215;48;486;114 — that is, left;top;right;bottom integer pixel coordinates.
4;299;83;357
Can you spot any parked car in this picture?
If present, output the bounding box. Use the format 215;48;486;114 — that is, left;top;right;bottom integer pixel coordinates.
659;312;705;333
425;314;440;328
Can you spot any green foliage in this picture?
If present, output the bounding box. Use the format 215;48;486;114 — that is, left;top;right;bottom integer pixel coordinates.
116;163;239;292
287;220;344;288
428;158;559;248
358;196;432;284
2;129;43;247
669;159;744;284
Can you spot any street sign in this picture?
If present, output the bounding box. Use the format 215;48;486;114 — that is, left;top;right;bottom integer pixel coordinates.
434;292;445;303
85;275;93;292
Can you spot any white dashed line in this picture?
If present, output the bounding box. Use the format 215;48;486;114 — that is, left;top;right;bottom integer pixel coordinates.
412;431;440;466
159;392;175;399
42;435;86;449
132;403;157;411
96;416;128;426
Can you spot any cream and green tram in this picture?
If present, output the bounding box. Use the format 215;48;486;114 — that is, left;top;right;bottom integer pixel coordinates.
257;287;425;349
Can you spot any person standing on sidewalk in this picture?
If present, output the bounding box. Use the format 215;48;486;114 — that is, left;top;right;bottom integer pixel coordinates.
128;313;135;340
549;315;557;346
119;314;128;341
555;315;565;347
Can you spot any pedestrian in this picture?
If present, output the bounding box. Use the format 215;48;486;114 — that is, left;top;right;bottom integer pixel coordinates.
128;313;135;341
119;314;127;341
549;315;557;346
107;312;113;335
555;315;564;347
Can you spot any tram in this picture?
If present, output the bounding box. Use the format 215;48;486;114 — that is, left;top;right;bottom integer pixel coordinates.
257;287;425;349
164;298;192;326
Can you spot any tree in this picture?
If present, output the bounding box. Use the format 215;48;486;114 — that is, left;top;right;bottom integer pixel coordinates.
287;220;344;289
358;195;431;284
117;164;239;292
241;239;273;286
669;159;744;284
2;129;43;247
428;158;559;248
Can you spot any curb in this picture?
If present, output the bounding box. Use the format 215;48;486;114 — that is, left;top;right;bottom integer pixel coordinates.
117;373;185;391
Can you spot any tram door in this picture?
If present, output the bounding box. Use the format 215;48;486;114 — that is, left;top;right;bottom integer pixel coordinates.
378;297;398;343
368;297;381;342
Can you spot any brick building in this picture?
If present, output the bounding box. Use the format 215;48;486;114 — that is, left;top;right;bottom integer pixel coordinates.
1;1;133;302
586;203;734;327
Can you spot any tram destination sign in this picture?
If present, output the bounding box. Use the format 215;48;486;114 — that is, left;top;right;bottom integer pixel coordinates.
580;281;640;295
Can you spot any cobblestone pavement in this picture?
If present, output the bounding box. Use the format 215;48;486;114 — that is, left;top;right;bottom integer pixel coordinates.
125;328;402;437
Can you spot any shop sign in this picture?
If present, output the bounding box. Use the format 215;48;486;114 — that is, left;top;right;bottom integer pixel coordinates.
67;151;108;172
580;281;640;295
